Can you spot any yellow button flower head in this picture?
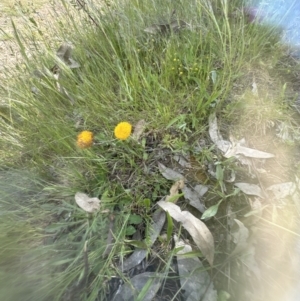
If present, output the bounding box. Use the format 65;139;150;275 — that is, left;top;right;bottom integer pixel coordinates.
77;130;93;148
114;122;132;140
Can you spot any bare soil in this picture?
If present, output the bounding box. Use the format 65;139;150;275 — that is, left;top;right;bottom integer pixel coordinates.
0;2;64;77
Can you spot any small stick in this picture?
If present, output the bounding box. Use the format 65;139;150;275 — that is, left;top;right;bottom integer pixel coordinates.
75;0;99;27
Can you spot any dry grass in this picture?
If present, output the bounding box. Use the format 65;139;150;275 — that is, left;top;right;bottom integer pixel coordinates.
0;0;48;15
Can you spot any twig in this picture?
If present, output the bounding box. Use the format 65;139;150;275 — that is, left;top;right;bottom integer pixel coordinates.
75;0;99;27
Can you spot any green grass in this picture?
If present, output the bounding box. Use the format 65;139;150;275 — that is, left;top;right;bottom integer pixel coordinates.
1;0;300;300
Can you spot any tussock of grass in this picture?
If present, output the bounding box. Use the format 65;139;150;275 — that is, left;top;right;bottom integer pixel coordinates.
0;0;300;300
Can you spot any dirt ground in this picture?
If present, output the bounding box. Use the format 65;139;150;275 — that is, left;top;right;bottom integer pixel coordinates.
0;1;64;77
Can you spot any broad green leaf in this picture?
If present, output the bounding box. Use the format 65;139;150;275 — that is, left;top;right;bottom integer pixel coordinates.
166;211;173;242
101;190;116;202
216;164;224;182
124;240;147;249
129;214;143;225
143;198;151;208
201;200;222;220
44;223;66;233
126;225;136;236
218;290;231;301
166;193;184;203
136;276;158;301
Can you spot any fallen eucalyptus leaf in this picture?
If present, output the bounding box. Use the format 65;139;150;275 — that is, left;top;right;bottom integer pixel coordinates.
158;162;184;181
144;23;169;34
234;183;264;198
208;113;231;154
250;198;263;212
182;186;206;213
239;244;261;279
175;236;217;301
56;43;72;62
132;119;146;140
209;113;274;159
256;168;267;174
244;198;263;225
266;182;296;199
173;154;192;168
194;184;209;197
56;42;80;68
118;209;166;272
166;179;184;202
144;19;188;34
169;19;188;31
232;219;249;245
75;192;100;213
67;58;81;69
112;272;163;301
225;144;274;159
231;219;249;255
225;169;236;183
158;200;215;265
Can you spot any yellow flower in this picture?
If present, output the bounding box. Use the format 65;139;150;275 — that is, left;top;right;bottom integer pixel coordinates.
114;122;132;140
77;131;93;148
